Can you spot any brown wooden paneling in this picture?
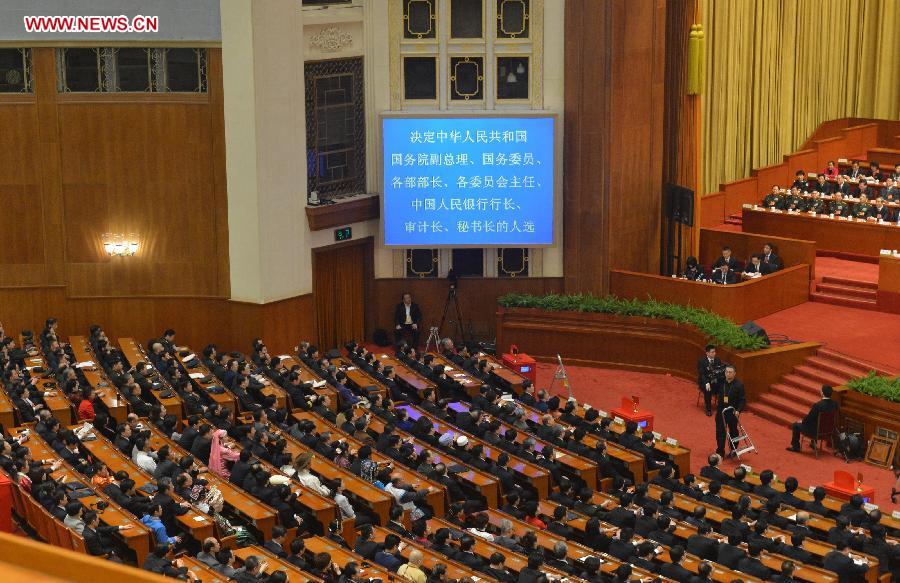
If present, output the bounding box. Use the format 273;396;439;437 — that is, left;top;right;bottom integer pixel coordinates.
496;307;821;403
877;255;900;314
609;265;810;324
838;389;900;466
0;48;228;298
306;195;380;231
564;0;666;293
698;228;817;281
743;209;900;257
699;193;725;228
0;287;314;359
371;277;564;342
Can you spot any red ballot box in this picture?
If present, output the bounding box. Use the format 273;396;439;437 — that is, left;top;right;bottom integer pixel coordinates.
501;352;537;385
823;470;875;503
611;397;655;431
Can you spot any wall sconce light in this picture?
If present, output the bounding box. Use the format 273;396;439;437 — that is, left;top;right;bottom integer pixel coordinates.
102;233;139;257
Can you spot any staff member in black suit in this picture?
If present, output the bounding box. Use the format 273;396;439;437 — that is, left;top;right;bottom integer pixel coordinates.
711;264;738;285
697;345;722;417
761;243;781;271
715;365;746;457
394;292;423;348
786;385;839;453
712;246;740;272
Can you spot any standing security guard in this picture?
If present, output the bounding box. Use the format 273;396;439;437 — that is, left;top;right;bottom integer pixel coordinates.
697;344;722;417
716;365;746;458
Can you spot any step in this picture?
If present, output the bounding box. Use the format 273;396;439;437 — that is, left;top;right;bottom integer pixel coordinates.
809;292;878;310
779;373;825;395
724;218;743;225
814;283;877;300
816;347;898;377
769;383;819;407
746;403;797;428
792;364;851;387
820;276;878;290
805;356;872;380
752;393;809;420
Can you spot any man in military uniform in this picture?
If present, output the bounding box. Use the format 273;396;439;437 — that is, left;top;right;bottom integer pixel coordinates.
715;366;746;458
811;174;832;196
828;192;849;216
805;192;827;214
762;185;784;210
871;197;893;222
852;193;872;220
784;187;804;212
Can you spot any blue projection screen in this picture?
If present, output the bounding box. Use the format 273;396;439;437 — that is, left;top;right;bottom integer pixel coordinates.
382;116;555;246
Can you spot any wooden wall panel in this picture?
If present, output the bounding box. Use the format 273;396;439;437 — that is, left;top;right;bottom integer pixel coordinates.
0;48;228;298
564;0;666;293
370;277;564;343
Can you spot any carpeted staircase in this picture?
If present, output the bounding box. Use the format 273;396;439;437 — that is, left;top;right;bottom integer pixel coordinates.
724;212;743;226
747;347;897;427
810;276;878;311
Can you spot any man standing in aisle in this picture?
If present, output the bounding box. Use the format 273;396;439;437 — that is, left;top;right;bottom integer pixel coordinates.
697;345;722;417
715;366;745;458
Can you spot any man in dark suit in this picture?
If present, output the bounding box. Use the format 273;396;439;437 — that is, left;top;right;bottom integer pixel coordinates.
82;510;130;558
712;246;740;271
686;523;719;561
738;541;772;580
394;292;423;347
711;264;738;285
485;552;516;583
451;536;484;570
823;540;870;582
779;534;814;565
716;534;745;569
546;505;575;539
786;385;839;452
697;345;722;417
263;525;289;558
659;545;694;582
715;365;745;457
699;453;730;484
773;560;800;583
743;254;775;277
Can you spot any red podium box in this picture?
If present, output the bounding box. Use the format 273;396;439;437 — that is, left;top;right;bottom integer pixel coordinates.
501;352;537;385
610;397;655;431
823;470;875;503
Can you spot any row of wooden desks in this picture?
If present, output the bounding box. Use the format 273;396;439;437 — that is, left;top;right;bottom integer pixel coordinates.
232;545;324;583
398;403;551;499
11;426;153;565
173;348;237;419
374;353;435;396
430;353;484;398
476;351;527;392
74;425;216;541
292;411;446;517
331;357;386;401
19;349;73;426
68;336;128;423
262;422;393;527
645;484;880;583
448;400;598;490
143;424;278;539
117;338;185;420
303;536;394;581
364;413;500;508
179;556;230;583
272;354;337;413
0;384;15;429
368;525;480;582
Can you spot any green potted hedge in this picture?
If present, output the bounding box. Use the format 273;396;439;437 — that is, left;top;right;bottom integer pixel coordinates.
497;293;769;351
846;372;900;403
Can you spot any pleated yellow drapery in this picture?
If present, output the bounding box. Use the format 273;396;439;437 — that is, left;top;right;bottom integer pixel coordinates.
700;0;899;194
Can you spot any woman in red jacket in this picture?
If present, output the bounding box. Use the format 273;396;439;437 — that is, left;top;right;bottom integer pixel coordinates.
77;386;96;421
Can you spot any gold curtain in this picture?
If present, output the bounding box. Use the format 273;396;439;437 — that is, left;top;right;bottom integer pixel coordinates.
314;244;366;349
700;0;899;193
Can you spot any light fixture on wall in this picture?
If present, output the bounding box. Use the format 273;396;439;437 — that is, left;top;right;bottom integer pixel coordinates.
102;233;139;256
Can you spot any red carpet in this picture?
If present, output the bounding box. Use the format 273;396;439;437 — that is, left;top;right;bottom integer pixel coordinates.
533;362;899;509
757;302;900;371
815;256;879;284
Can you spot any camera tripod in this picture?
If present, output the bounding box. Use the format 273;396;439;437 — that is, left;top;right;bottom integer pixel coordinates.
430;286;467;348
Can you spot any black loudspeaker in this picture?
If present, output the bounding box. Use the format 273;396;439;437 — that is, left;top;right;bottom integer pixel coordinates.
665;184;695;227
741;321;770;345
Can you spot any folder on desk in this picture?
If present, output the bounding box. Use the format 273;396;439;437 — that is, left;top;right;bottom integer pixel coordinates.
189;372;206;379
312;380;327;388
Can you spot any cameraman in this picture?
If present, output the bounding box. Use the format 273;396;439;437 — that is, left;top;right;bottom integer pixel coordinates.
394;292;422;348
697;344;723;416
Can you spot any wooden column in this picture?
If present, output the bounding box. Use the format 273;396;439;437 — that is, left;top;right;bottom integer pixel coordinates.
563;0;666;294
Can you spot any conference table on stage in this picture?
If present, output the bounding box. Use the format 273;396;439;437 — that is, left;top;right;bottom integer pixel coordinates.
609;265;811;329
742;207;900;256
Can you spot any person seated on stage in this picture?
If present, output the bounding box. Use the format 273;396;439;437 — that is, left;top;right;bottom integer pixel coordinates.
786;384;839;453
857;180;873;203
762;185;785;209
892;163;900;182
742;255;771;278
868;161;884;183
712;246;740;272
882;178;899;203
760;243;781;271
828;192;850;216
805;190;827;214
812;173;833;196
853;192;873;219
682;256;703;281
845;160;865;180
870;197;893;222
783;186;804;211
394;292;422;348
711;264;738;285
790;170;808;192
823;160;839;179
